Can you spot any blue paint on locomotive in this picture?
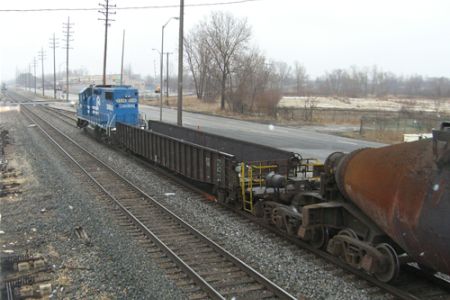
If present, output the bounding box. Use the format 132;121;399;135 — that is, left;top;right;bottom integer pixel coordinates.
77;85;139;129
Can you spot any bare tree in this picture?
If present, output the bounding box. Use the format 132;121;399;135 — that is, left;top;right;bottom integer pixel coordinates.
405;75;423;97
271;61;291;93
202;12;252;110
430;77;450;98
229;48;272;112
184;26;213;100
350;65;369;97
324;69;348;96
293;61;308;96
304;97;317;121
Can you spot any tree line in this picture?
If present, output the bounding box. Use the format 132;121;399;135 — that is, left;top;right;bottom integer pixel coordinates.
183;12;450;114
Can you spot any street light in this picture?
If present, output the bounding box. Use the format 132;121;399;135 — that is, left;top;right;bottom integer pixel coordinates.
165;52;173;100
160;16;179;122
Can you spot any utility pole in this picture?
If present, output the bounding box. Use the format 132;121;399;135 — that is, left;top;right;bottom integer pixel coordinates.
27;64;31;91
166;52;172;100
49;33;59;99
62;17;74;101
177;0;184;126
32;57;37;95
160;27;164;121
120;29;125;85
99;0;116;85
38;48;46;97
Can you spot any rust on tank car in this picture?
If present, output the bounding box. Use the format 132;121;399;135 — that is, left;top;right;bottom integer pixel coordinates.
334;123;450;275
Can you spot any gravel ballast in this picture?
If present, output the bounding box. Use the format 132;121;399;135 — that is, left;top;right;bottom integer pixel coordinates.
1;109;184;299
43;103;392;300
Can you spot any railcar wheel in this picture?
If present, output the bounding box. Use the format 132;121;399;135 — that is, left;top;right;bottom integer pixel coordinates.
310;227;329;249
335;228;360;267
375;243;400;283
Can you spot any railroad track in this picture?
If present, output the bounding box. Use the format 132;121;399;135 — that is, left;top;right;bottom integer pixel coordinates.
11;91;450;300
19;102;296;299
4;91;76;127
42;106;78;127
44;106;77;121
3;90;32;103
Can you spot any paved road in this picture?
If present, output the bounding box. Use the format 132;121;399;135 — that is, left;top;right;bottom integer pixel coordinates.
139;105;383;162
42;96;383;162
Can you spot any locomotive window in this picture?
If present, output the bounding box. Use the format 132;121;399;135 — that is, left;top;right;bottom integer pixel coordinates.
105;92;114;100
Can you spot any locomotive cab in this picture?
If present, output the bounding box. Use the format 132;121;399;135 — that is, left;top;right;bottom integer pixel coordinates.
76;85;141;135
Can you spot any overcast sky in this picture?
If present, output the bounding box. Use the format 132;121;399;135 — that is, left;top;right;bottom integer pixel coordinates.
1;0;450;82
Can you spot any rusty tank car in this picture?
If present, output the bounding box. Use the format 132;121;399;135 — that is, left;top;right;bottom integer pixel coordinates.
259;122;449;282
328;122;450;278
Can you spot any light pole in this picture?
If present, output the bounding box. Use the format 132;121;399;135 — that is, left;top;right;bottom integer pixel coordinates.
160;16;178;122
166;52;172;101
153;49;169;99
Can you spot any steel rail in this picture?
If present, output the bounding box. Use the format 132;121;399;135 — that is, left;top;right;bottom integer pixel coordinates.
6;282;14;300
20;103;296;300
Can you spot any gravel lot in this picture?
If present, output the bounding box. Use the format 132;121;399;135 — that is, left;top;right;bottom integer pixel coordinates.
1;109;184;299
40;105;392;300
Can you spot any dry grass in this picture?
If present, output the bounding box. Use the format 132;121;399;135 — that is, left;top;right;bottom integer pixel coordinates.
144;95;221;113
141;95;425;144
338;130;403;144
142;96;281;123
142;96;366;125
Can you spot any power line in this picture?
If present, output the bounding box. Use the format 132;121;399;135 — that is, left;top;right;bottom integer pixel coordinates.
0;0;262;12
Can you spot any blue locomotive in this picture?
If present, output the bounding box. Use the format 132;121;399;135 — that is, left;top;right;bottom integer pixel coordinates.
76;85;140;133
